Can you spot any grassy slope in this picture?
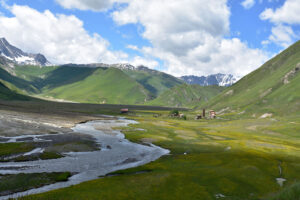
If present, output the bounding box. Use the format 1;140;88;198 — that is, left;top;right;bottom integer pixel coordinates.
41;67;151;104
22;112;300;200
148;84;224;108
0;81;31;101
1;65;183;105
123;69;183;97
10;65;153;104
14;65;58;82
11;65;184;104
201;41;300;117
13;65;96;90
0;67;38;94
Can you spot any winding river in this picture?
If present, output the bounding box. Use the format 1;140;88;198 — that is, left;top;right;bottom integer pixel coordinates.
0;117;169;200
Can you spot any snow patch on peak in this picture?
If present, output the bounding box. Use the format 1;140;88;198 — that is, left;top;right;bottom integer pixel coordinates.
180;74;240;87
0;37;50;66
111;63;135;70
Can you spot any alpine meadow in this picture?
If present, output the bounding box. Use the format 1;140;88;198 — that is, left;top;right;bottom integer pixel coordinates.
0;1;299;200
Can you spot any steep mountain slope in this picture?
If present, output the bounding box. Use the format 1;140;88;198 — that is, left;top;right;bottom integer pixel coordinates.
11;64;183;104
0;63;159;104
57;63;183;97
0;67;38;94
148;84;224;108
201;41;300;117
123;66;183;97
181;73;239;86
0;81;31;100
40;67;151;104
0;39;185;104
0;38;50;66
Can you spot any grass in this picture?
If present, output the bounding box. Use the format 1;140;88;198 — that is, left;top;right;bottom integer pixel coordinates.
0;99;182;117
201;40;300;117
0;82;31;101
2;64;184;105
0;172;71;196
0;67;38;94
147;84;224;108
12;151;63;162
41;67;151;104
123;68;183;97
0;143;35;159
0;142;63;162
14;65;58;83
0;40;299;108
0;40;299;198
20;111;300;200
268;182;300;200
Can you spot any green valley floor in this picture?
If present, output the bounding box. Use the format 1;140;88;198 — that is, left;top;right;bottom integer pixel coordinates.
16;109;300;200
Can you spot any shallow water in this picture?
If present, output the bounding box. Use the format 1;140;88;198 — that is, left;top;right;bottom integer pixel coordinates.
0;117;169;200
276;178;286;187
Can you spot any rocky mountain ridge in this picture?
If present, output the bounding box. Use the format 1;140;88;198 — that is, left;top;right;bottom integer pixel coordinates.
0;37;239;87
181;74;240;87
0;38;50;66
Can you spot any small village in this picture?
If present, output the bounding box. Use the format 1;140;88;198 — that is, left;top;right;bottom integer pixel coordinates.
121;108;217;120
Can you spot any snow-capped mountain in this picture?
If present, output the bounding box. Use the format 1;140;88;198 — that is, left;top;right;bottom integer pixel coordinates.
65;63;136;70
111;63;135;70
0;38;50;66
81;63;157;73
180;73;240;87
110;64;156;73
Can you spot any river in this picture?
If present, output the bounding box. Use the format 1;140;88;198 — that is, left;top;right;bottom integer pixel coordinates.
0;116;169;199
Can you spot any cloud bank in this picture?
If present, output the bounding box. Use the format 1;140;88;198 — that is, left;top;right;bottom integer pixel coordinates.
112;0;268;76
260;0;300;47
1;0;272;77
0;4;127;64
56;0;116;11
241;0;256;9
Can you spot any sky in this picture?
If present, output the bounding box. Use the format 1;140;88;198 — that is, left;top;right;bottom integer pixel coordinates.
0;0;299;77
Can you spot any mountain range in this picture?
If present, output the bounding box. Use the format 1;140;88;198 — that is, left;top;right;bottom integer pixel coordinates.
147;84;224;108
0;38;226;106
0;38;237;86
0;38;50;66
0;37;299;113
180;74;239;87
201;40;300;116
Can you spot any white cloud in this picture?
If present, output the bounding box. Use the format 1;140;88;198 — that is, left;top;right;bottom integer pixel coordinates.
268;25;296;47
261;40;270;45
126;45;139;51
56;0;115;11
260;0;300;48
241;0;255;9
130;56;159;69
260;0;300;24
112;0;268;76
1;1;271;77
141;38;269;77
0;4;127;64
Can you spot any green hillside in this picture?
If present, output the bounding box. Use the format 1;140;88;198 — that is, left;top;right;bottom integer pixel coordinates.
14;65;58;82
148;84;224;108
13;65;96;90
0;64;183;104
122;68;183;97
4;65;152;104
0;67;38;94
41;67;151;104
0;81;30;100
201;40;300;117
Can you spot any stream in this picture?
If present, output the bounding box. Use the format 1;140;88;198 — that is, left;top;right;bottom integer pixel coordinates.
0;117;170;199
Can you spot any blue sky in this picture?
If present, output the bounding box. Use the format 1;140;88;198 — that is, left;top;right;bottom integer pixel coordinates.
0;0;299;76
